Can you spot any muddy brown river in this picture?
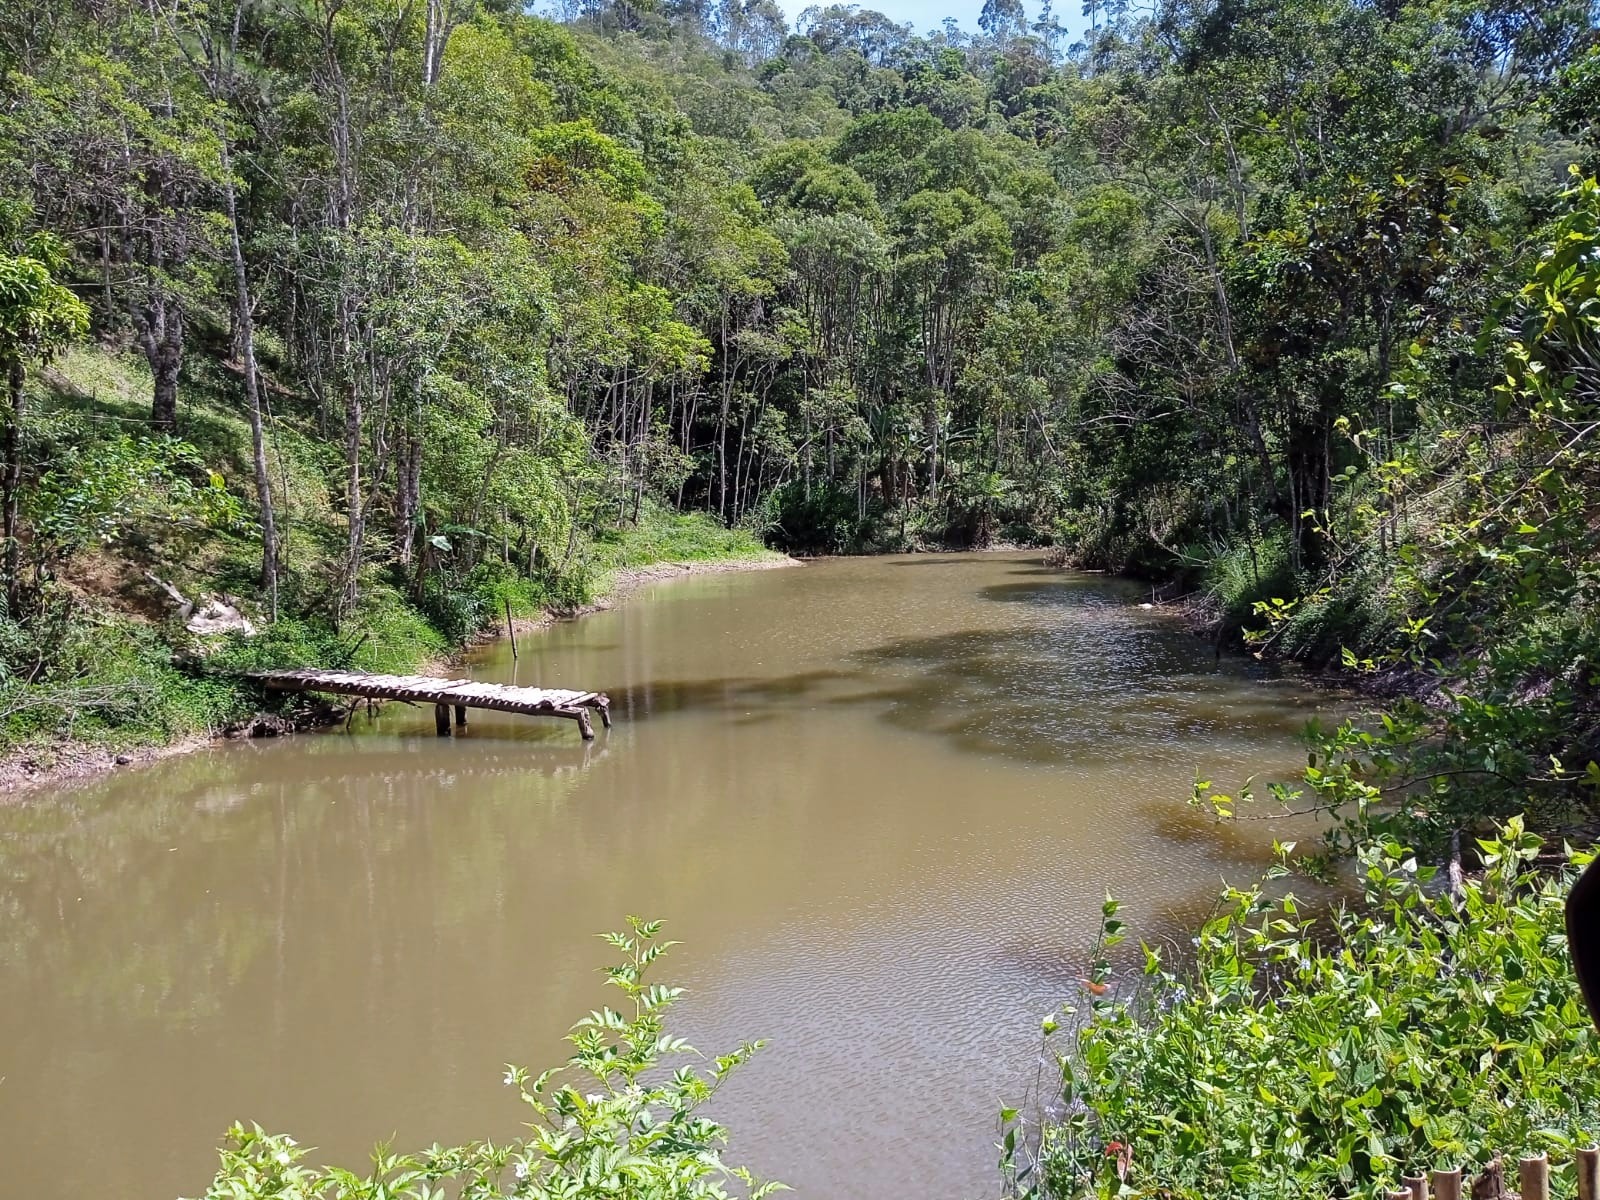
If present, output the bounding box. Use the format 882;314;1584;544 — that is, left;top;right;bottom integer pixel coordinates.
0;553;1326;1198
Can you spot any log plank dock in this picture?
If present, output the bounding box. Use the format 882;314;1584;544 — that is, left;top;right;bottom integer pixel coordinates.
250;669;612;740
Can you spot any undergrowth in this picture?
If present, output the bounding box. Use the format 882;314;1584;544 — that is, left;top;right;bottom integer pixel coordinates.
592;500;775;571
0;350;770;767
1005;820;1600;1200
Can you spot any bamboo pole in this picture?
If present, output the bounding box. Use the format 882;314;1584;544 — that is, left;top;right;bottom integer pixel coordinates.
1578;1147;1599;1200
1431;1168;1462;1200
505;597;519;661
1404;1174;1428;1200
1519;1154;1549;1200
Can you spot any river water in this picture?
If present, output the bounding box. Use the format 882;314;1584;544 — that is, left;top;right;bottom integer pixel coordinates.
0;553;1325;1199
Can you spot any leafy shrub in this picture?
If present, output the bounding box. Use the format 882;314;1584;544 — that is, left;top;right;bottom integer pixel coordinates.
0;604;245;753
595;500;772;567
1006;821;1600;1200
1203;526;1297;631
192;919;782;1200
31;434;243;560
763;480;871;554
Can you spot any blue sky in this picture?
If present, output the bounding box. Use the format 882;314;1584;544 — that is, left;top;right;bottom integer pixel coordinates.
773;0;1086;40
787;0;987;35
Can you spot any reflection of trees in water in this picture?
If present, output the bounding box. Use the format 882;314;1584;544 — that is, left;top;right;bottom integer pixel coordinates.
0;744;595;1026
603;616;1318;771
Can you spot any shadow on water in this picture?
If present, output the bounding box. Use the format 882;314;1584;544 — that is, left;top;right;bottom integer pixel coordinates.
607;669;857;720
884;554;1020;567
603;617;1315;770
976;580;1106;605
1136;796;1312;869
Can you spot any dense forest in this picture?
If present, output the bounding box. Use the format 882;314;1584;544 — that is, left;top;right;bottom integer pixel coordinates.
1;0;1598;789
5;0;1600;1195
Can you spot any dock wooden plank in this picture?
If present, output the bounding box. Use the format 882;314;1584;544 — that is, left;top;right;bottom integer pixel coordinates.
248;669;610;739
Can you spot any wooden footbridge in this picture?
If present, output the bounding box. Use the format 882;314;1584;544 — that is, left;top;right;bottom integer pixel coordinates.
251;669;612;740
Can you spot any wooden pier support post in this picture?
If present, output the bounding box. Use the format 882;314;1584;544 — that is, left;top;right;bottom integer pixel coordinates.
455;705;467;728
598;700;612;729
1520;1154;1549;1200
576;709;594;741
1432;1168;1462;1200
1578;1147;1599;1200
435;704;451;736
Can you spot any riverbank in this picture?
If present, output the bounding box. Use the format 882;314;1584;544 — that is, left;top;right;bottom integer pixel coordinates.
0;550;799;798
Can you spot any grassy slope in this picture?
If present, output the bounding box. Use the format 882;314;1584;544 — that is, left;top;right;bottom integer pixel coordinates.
1;345;769;774
591;508;782;572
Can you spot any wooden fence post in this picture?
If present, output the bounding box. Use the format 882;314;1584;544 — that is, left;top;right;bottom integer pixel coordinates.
1432;1167;1462;1200
1578;1147;1599;1200
1519;1154;1549;1200
1403;1173;1428;1200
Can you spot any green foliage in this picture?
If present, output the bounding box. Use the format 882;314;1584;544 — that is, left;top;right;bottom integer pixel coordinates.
763;480;876;554
194;919;782;1200
0;233;88;365
1203;528;1297;630
31;434;242;558
593;501;774;570
0;603;245;754
1009;821;1600;1200
1218;176;1600;854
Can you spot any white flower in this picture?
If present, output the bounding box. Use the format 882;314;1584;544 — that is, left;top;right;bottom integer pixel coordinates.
514;1161;530;1180
504;1069;517;1087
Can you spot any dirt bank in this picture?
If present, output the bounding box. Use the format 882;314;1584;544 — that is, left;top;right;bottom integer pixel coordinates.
0;554;802;799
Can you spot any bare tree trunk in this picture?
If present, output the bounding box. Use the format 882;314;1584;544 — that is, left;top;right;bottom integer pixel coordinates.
137;292;184;431
3;359;23;610
343;378;364;618
395;431;422;565
221;142;279;621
